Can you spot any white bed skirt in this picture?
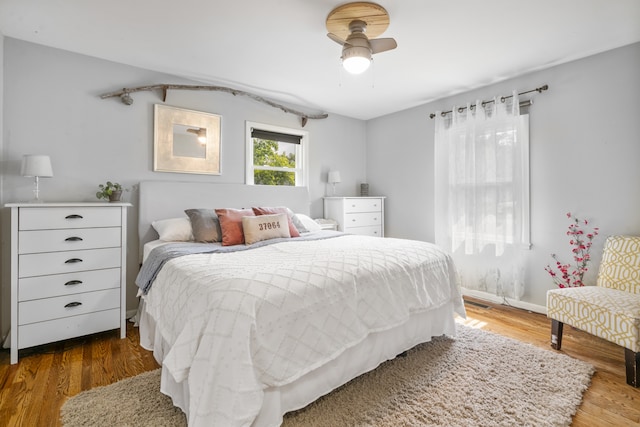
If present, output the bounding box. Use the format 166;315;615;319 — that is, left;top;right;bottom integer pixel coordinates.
138;298;458;427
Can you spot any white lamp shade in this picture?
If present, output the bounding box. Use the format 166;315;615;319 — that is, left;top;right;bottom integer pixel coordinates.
21;155;53;177
328;170;341;184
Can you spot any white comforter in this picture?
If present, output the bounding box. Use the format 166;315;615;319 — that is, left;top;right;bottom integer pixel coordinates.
142;234;463;427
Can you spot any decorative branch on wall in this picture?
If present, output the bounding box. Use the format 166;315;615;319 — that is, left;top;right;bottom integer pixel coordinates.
99;84;328;127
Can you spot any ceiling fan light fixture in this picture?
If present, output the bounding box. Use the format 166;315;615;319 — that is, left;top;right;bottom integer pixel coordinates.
326;3;396;76
342;47;372;74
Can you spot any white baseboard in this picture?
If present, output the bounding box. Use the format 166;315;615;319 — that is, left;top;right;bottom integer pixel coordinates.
461;288;547;315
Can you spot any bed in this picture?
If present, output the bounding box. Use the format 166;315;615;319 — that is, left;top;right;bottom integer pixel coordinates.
135;180;465;427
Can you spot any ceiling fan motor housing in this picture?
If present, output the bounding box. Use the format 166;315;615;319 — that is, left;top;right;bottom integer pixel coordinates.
342;30;372;61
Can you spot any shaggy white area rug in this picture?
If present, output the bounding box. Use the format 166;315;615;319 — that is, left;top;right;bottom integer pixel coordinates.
61;324;594;426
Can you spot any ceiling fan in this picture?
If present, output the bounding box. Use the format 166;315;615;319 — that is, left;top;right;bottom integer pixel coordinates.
326;2;397;74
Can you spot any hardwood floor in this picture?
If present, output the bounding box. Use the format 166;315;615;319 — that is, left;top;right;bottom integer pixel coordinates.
1;298;638;426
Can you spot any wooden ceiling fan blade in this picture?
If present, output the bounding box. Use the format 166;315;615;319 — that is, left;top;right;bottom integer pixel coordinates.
370;38;397;54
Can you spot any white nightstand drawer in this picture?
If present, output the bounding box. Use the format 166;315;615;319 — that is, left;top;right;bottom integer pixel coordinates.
324;197;385;237
344;225;383;237
18;288;120;325
18;309;120;349
343;198;383;213
19;207;121;231
345;212;381;227
19;268;121;301
18;227;121;254
18;248;121;278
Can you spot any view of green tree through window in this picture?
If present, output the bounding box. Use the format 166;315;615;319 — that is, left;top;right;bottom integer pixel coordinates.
246;122;307;186
252;138;296;186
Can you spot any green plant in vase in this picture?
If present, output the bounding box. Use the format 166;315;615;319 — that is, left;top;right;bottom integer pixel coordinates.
96;181;127;202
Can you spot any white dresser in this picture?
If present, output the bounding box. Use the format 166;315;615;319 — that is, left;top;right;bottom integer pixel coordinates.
6;202;130;364
323;196;385;237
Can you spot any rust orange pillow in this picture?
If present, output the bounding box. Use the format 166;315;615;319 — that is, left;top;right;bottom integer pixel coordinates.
251;206;301;237
215;208;255;246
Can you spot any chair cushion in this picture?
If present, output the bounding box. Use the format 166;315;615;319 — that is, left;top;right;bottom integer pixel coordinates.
547;286;640;352
596;235;640;294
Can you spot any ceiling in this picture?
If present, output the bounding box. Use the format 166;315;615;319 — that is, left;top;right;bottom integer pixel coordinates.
1;0;639;120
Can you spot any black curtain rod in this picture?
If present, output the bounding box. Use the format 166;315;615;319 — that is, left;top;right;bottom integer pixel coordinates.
429;84;549;119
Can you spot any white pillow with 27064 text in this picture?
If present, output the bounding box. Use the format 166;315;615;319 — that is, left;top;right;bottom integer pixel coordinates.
242;213;291;245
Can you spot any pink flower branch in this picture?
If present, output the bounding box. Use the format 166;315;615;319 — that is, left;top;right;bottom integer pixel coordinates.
545;212;599;288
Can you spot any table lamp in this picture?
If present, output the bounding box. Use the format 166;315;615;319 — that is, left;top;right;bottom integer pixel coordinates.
21;154;53;202
328;170;341;196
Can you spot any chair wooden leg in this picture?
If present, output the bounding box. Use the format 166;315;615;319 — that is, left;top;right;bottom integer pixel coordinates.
551;319;563;350
625;348;639;387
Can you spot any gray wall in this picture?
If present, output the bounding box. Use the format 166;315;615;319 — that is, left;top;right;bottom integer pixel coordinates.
0;38;367;338
366;42;640;308
2;36;639;337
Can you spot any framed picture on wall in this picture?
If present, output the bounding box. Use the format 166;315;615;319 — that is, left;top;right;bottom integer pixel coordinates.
153;104;222;175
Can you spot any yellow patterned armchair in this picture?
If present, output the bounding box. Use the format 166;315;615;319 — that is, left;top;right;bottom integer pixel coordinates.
547;235;640;387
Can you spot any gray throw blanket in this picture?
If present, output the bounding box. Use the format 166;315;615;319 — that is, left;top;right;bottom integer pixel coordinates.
136;231;344;294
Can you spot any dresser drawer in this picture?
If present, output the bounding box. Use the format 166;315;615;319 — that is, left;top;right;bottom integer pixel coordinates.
343;198;383;213
19;248;121;278
19;268;121;301
344;225;383;237
18;227;121;254
344;212;381;228
8;202;129;364
18;288;120;325
19;207;121;231
18;309;120;349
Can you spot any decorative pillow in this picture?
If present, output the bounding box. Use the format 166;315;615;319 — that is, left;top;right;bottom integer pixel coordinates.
294;213;322;233
287;208;309;233
185;209;222;243
242;213;291;245
252;206;301;237
151;217;193;241
215;208;255;246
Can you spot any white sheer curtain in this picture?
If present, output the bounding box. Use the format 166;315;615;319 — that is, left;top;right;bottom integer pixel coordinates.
434;91;529;300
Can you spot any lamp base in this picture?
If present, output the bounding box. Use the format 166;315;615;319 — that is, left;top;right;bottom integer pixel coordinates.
28;177;43;203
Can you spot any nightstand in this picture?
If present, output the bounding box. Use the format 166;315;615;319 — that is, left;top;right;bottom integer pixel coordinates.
6;202;130;364
314;218;338;231
323;196;385;237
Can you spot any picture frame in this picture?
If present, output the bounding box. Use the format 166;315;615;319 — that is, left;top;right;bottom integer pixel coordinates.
153;104;221;175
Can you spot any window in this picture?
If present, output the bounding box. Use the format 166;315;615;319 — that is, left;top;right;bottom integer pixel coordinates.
434;94;529;299
245;122;308;186
446;116;530;255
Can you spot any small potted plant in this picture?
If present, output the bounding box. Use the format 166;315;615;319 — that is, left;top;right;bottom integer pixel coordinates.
96;181;127;202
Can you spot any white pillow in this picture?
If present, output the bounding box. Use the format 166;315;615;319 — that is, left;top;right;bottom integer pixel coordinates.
151;217;194;241
294;213;322;233
286;208;309;233
242;213;291;245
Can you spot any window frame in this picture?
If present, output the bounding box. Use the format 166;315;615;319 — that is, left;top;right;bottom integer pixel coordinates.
245;121;309;187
